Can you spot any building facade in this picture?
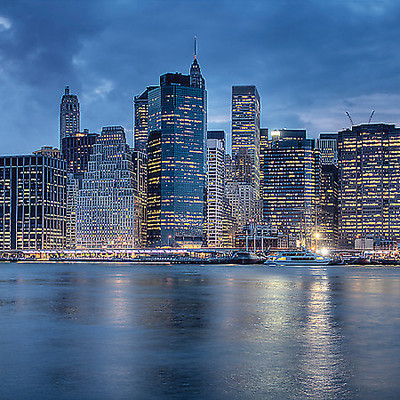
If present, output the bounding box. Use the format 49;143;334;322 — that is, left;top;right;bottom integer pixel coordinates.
146;59;207;248
60;86;80;145
0;155;66;250
317;133;338;166
77;126;137;250
134;86;158;152
263;130;320;247
132;150;147;248
206;137;225;247
338;124;400;248
231;85;261;193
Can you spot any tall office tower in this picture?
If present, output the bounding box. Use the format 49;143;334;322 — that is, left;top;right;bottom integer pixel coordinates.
76;126;137;250
61;129;99;177
134;86;158;152
260;128;269;199
132;150;147;248
206;137;225;247
231;85;261;192
65;174;79;249
224;153;234;183
317;133;338;166
319;165;338;249
146;58;207;248
338;124;400;248
0;155;66;250
263;130;320;246
60;86;80;145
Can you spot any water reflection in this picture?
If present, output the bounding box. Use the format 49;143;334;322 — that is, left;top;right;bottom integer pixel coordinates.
0;264;399;399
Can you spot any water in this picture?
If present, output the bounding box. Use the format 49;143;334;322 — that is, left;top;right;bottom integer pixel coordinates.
1;263;400;399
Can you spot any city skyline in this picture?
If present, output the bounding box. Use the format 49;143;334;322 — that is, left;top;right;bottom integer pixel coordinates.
1;1;400;154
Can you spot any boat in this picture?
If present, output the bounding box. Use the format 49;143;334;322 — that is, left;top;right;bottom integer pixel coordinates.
264;248;332;267
231;251;265;265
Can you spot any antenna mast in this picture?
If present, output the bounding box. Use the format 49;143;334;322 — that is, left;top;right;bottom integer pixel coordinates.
194;36;197;59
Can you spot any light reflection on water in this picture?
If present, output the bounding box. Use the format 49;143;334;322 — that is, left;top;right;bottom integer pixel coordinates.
0;264;400;399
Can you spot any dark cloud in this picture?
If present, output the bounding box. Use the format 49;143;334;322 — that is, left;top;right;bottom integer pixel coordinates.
1;0;400;154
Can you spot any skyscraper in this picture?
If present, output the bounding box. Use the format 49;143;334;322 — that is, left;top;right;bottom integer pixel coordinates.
206;136;225;247
76;126;137;250
146;57;207;248
263;130;320;246
0;154;66;250
60;86;80;145
231;85;261;192
317;133;338;166
134;86;158;152
338;124;400;248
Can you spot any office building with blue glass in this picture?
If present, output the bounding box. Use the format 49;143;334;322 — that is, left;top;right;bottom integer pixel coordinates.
146;56;207;247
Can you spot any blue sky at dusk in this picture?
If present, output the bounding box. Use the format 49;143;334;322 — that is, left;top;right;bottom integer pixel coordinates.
1;0;400;153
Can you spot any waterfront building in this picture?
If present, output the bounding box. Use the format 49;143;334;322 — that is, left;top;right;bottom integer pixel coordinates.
263;130;320;246
146;57;207;248
319;164;338;249
260;128;269;198
134;86;158;153
61;129;99;177
206;137;225;247
0;155;66;250
77;126;136;250
338;124;400;248
231;85;261;192
60;86;80;145
132;150;147;248
317;133;338;166
66;174;79;249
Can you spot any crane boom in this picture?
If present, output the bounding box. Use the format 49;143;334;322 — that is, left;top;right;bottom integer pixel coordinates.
345;111;354;126
368;110;375;124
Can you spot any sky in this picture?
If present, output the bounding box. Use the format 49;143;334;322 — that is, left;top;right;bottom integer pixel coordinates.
1;0;400;154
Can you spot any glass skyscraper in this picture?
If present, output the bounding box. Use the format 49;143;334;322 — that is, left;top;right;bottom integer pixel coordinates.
263;130;320;246
146;58;207;248
231;85;261;193
338;123;400;248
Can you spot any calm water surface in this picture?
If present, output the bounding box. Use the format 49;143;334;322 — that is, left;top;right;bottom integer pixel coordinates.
1;263;400;399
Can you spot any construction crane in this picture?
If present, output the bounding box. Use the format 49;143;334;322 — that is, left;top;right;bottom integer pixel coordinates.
368;110;375;124
345;111;354;126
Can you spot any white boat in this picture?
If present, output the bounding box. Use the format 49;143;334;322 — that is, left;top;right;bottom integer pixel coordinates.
264;248;332;267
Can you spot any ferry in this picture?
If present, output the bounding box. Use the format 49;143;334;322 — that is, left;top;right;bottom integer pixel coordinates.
264;248;332;267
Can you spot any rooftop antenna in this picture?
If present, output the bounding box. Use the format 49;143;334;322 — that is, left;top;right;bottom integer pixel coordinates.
194;36;197;60
368;110;375;124
345;111;354;126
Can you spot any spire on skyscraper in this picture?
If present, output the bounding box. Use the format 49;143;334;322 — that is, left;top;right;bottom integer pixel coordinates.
190;36;205;89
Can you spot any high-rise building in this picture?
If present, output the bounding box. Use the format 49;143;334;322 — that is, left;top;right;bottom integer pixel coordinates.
76;126;137;250
263;130;320;246
61;129;99;178
319;164;338;249
60;86;80;145
260;128;269;198
338;124;400;248
0;155;66;250
132;150;147;248
146;57;207;248
206;137;225;247
134;86;158;152
317;133;338;166
231;85;261;192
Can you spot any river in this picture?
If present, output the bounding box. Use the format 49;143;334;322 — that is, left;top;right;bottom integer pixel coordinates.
1;263;400;399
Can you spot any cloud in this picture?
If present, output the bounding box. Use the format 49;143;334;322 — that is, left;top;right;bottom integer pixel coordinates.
1;0;400;153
